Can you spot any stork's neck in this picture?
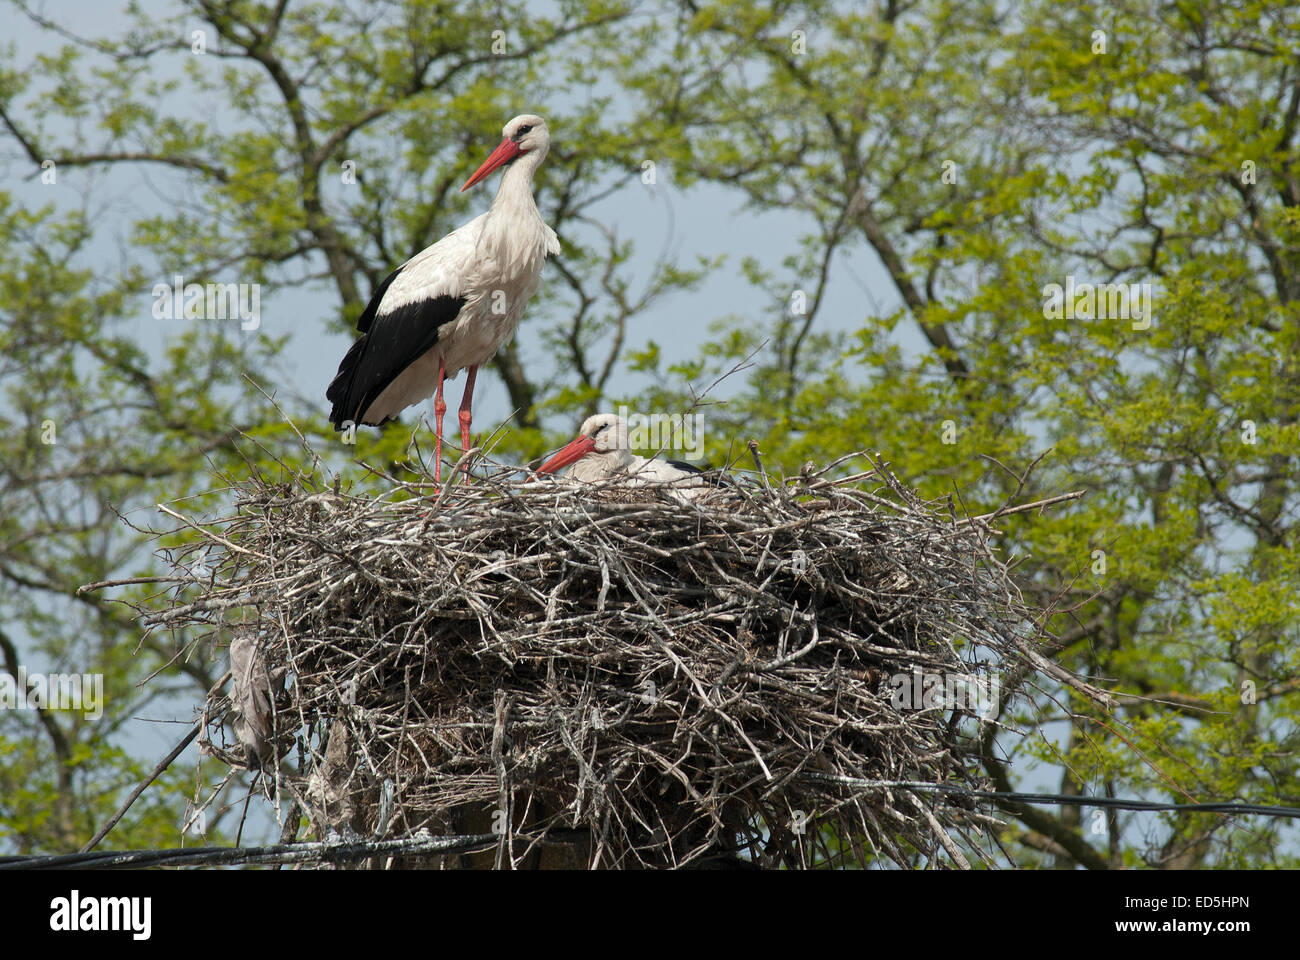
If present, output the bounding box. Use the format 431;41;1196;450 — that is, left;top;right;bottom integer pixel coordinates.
491;151;545;217
571;448;637;483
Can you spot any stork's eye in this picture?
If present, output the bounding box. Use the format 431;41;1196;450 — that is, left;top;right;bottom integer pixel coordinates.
517;124;533;136
593;423;609;436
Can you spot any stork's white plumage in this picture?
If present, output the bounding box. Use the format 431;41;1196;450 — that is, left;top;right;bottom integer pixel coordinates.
537;413;716;501
328;113;560;480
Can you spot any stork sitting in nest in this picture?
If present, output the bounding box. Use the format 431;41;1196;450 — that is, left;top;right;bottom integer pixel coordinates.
536;413;720;501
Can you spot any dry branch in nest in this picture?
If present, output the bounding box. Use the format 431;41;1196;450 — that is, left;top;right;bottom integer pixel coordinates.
135;447;1102;869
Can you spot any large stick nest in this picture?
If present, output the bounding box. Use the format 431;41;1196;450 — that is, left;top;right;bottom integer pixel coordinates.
141;450;1101;869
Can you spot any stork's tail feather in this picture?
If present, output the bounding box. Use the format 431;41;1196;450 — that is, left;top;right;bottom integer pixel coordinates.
327;335;369;430
666;459;732;487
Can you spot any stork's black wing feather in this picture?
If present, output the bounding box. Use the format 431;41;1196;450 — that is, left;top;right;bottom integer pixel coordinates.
327;291;466;429
665;459;705;474
665;459;732;486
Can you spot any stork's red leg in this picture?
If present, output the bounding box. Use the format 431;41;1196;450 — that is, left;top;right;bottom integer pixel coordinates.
433;357;447;485
458;365;478;475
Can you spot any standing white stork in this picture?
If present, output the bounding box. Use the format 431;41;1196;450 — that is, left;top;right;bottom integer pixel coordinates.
537;413;718;501
327;113;560;481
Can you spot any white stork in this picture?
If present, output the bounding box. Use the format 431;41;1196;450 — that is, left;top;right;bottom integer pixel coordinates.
537;412;717;501
327;113;560;481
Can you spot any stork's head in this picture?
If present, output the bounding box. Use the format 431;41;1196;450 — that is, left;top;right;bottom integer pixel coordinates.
503;114;549;155
461;113;551;191
537;413;631;476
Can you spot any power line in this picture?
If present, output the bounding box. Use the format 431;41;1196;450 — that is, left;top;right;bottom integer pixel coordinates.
6;781;1296;870
3;825;601;870
0;832;501;870
799;773;1300;819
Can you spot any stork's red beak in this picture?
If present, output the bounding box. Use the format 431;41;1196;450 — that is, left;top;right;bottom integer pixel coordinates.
537;435;596;474
461;138;522;192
